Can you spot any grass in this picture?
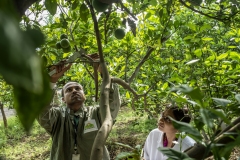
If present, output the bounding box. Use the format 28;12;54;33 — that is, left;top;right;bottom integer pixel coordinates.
0;117;51;160
107;107;156;159
0;107;239;160
0;106;157;160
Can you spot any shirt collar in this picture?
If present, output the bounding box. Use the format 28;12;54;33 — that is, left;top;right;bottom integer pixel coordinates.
66;106;87;117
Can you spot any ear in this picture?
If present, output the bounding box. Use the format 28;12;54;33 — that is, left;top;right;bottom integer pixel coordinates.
62;97;66;103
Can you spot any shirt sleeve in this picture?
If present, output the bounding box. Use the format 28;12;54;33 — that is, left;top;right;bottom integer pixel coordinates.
143;133;151;160
109;83;121;120
37;85;60;134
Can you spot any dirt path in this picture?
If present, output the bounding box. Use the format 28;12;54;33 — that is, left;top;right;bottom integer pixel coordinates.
0;108;15;120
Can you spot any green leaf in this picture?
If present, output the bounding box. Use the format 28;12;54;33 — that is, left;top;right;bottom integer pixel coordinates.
170;118;202;141
194;117;205;131
0;12;44;93
158;147;194;160
187;23;196;31
115;152;138;160
217;53;228;60
80;3;89;22
202;37;213;41
200;24;211;32
171;85;204;106
45;0;57;16
193;49;202;58
72;0;79;10
126;91;131;99
235;94;240;103
144;12;151;20
174;97;188;103
208;108;230;124
13;72;52;132
212;98;231;107
200;108;217;128
162;82;168;90
24;28;45;48
114;142;134;150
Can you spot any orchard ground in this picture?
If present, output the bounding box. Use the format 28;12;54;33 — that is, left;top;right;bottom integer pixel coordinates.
0;106;239;160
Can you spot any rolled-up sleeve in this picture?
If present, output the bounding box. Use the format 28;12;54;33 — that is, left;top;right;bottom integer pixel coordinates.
37;88;60;134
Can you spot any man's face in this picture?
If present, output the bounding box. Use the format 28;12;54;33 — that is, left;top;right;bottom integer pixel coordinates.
62;82;86;106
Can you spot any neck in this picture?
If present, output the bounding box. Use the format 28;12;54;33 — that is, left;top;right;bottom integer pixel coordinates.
164;132;177;148
67;103;83;112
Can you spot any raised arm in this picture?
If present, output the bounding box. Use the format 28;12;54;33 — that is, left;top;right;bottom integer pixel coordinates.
38;62;71;134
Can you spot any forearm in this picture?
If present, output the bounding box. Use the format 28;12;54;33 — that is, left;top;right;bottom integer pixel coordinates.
37;83;57;134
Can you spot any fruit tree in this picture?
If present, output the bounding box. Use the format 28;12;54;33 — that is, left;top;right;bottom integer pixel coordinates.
1;0;240;160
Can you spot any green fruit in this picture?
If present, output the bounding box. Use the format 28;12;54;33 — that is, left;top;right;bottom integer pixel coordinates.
56;42;62;49
60;38;70;48
62;46;71;53
92;0;109;12
114;28;125;39
60;34;68;40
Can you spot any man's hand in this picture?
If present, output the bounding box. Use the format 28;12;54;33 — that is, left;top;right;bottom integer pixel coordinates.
49;61;72;83
87;53;102;74
87;53;99;61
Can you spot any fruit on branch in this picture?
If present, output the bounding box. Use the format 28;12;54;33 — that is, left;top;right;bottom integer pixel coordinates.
62;46;71;53
56;42;62;49
60;34;68;40
92;0;109;12
114;28;125;39
60;38;70;48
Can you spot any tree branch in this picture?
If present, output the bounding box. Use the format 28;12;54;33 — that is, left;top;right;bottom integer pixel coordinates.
178;0;230;22
119;0;137;20
128;47;154;84
111;77;138;97
87;1;112;160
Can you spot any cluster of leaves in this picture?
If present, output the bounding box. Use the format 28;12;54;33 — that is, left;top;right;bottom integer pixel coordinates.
0;0;52;131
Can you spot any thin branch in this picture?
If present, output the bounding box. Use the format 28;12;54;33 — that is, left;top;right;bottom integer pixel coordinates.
128;47;154;84
58;5;69;18
70;16;81;52
124;49;136;81
86;1;104;61
104;6;112;45
85;64;95;80
118;0;137;20
111;77;138;97
179;0;230;22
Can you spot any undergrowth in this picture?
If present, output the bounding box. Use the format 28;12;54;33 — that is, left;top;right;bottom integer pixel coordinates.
0;106;157;160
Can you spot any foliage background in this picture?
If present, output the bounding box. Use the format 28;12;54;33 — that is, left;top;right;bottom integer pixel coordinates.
0;0;240;159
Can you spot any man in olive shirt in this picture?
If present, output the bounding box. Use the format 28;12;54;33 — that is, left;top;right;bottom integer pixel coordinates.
38;63;121;160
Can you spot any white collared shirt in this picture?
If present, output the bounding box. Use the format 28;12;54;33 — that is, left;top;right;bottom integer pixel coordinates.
143;128;196;160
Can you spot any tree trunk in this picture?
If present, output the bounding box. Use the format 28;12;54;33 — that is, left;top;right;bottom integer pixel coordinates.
0;103;8;128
